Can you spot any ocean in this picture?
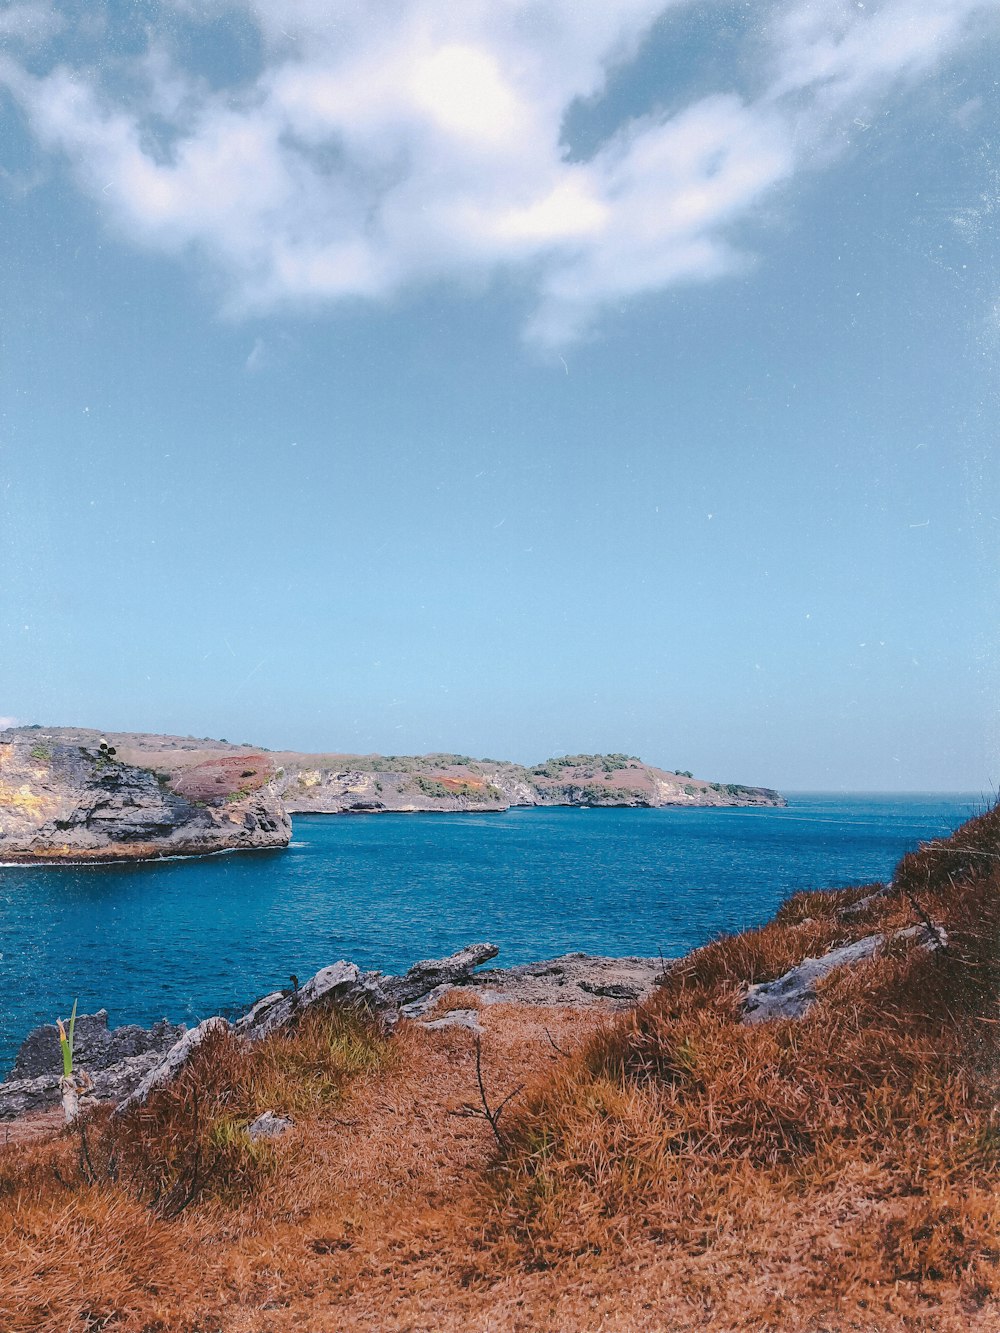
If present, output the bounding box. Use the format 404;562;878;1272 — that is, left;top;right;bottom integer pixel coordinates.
0;792;983;1071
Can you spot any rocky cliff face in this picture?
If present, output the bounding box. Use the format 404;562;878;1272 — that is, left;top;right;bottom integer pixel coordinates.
273;751;785;814
0;728;291;863
0;728;783;860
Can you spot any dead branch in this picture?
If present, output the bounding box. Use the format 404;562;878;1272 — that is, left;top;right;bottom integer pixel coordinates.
470;1034;522;1147
543;1026;569;1057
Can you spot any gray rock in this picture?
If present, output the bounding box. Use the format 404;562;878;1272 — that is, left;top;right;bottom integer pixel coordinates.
399;985;453;1019
234;962;394;1040
379;943;500;1005
118;1016;229;1110
0;1072;62;1119
1;1010;188;1119
89;1049;177;1103
248;1110;294;1141
577;980;640;1000
742;935;886;1024
741;926;945;1025
8;1010;185;1081
473;953;663;1008
420;1009;483;1034
0;1046;178;1120
837;885;895;918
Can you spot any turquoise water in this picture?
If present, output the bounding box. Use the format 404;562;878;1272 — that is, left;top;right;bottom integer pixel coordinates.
0;792;982;1071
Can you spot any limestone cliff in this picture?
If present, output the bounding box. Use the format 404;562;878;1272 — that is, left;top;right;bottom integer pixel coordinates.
0;728;783;861
272;751;785;814
0;728;290;863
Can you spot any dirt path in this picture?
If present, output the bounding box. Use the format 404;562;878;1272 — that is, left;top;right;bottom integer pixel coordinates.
208;1003;592;1331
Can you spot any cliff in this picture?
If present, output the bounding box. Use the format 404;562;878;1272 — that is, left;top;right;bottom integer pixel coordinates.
273;750;785;814
0;727;783;861
0;727;290;863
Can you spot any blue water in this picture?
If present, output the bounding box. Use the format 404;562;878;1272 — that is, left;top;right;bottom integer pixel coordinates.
0;793;982;1071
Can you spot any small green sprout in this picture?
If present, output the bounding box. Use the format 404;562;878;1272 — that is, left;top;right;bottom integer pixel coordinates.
57;998;78;1079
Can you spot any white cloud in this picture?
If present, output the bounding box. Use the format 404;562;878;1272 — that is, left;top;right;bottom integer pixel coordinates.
1;0;997;344
0;2;62;44
244;337;266;373
0;716;20;729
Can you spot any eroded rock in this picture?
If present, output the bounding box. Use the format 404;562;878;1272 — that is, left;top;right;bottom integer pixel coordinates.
248;1110;294;1140
234;962;394;1040
8;1009;185;1081
0;729;290;863
741;925;946;1025
0;1011;187;1120
471;953;663;1008
380;943;500;1005
118;1016;230;1110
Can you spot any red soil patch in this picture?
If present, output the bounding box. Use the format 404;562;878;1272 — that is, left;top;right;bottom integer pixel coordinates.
168;753;274;802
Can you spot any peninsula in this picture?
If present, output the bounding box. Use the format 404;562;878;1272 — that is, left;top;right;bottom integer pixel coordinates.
0;725;784;863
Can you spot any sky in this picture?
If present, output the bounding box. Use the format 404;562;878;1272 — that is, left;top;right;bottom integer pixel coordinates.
0;0;998;791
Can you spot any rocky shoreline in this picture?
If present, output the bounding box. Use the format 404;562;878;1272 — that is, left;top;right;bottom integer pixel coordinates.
0;946;665;1121
3;908;945;1125
0;726;784;864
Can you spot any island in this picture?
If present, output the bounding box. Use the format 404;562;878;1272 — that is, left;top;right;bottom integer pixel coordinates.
0;725;785;863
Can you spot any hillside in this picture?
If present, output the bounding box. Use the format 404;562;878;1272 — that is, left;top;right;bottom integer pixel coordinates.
273;748;783;813
1;799;996;1330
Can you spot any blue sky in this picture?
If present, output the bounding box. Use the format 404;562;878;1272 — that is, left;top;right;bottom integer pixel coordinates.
0;0;997;790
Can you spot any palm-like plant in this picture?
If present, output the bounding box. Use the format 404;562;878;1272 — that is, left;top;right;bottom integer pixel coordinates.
57;999;91;1123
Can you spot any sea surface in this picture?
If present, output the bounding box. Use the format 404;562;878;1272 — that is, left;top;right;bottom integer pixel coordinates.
0;792;983;1071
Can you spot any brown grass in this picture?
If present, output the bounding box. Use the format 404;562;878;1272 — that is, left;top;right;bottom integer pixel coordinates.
432;987;486;1014
481;805;1000;1329
1;805;998;1331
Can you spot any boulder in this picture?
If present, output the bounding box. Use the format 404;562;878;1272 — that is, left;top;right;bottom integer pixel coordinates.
234;962;394;1041
380;943;499;1005
742;935;886;1024
248;1110;294;1141
741;925;946;1025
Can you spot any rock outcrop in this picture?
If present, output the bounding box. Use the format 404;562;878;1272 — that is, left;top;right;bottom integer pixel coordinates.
0;945;665;1119
0;1010;186;1118
740;925;946;1025
274;750;786;815
397;952;665;1014
0;728;291;863
380;943;500;1005
119;1016;230;1109
233;962;394;1042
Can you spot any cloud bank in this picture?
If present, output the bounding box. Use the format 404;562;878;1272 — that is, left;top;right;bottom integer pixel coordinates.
1;0;997;344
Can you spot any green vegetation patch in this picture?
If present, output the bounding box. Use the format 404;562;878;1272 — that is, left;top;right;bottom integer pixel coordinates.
530;753;639;779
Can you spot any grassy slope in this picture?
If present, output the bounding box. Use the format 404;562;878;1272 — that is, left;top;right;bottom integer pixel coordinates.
1;804;998;1331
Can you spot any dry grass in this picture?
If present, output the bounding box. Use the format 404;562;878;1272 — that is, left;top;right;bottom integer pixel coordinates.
432;987;486;1014
481;805;1000;1329
1;806;998;1331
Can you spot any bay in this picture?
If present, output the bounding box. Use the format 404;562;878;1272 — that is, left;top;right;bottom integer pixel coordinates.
0;792;983;1070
